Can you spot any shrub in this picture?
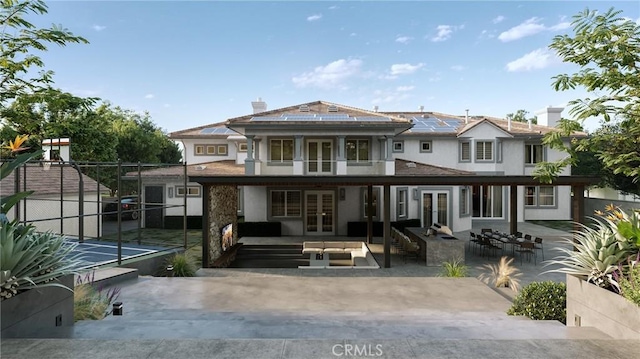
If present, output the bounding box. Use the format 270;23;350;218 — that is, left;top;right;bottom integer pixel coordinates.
440;258;468;277
167;253;197;277
613;253;640;306
507;281;566;324
478;256;522;292
74;271;121;321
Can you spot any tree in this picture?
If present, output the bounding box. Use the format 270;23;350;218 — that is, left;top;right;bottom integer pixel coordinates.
535;7;640;186
1;0;88;104
506;109;537;124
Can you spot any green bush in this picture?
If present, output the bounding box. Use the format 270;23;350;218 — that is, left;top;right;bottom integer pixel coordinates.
507;281;566;324
615;254;640;306
440;258;468;277
167;253;197;277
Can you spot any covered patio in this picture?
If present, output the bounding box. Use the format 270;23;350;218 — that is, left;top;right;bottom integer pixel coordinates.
190;174;598;268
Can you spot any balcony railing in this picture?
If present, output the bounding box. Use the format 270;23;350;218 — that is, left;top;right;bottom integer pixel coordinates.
254;159;394;176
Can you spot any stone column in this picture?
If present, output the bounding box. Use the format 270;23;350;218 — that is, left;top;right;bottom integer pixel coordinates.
205;185;238;267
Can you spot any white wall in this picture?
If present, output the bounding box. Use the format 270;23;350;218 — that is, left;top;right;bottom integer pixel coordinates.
180;138;237;164
6;192;103;238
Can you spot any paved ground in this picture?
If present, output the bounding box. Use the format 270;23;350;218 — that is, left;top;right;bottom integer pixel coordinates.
3;221;639;358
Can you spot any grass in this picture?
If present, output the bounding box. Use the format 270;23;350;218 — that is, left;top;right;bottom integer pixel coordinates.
526;220;575;232
99;228;202;248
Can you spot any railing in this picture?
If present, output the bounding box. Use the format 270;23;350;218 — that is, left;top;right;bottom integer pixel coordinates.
256;159;393;176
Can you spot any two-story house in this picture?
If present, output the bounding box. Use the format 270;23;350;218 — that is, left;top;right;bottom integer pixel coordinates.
155;99;576;236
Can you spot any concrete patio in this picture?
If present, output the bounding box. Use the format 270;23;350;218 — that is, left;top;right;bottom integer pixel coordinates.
3;221;639;358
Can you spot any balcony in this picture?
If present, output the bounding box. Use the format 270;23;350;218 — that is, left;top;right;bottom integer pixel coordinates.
250;159;394;176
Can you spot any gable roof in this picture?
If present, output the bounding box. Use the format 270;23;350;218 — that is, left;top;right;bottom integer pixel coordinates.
169;122;239;139
0;164;105;197
395;159;474;176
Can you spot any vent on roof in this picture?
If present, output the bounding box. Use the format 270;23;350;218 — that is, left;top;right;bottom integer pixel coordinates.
299;105;310;112
399;114;405;118
406;162;417;168
195;165;207;171
327;105;338;112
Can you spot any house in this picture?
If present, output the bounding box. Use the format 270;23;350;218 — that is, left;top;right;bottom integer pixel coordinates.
158;99;582;236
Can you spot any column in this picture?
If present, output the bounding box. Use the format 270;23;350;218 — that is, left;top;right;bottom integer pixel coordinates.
510;185;518;235
384;184;391;268
337;136;346;175
293;135;303;175
245;135;255;175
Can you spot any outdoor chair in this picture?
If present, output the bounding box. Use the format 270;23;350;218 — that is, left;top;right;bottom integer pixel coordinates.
469;232;481;253
516;231;524;239
480;228;493;235
515;241;536;265
524;234;533;241
533;237;544;260
479;234;501;258
401;235;419;263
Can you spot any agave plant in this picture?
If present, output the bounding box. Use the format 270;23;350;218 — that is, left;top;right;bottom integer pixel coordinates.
544;219;633;290
478;256;522;292
0;221;85;299
596;205;640;249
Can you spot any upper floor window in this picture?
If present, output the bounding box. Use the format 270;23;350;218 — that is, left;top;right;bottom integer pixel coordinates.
238;143;248;152
176;185;201;197
270;139;294;162
476;141;493;161
195;145;204;155
195;144;227;156
525;144;544;164
346;139;369;162
393;141;404;153
459;141;471;162
460;187;470;216
420;141;432;153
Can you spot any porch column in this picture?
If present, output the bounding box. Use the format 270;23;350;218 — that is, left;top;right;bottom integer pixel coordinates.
383;184;391;268
293;135;303;175
367;185;373;244
385;136;395;175
336;135;346;175
245;135;255;175
253;139;261;175
509;185;518;235
572;184;585;248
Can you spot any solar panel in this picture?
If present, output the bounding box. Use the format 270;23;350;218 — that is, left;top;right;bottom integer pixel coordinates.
353;116;392;122
199;128;217;134
251;116;286;121
319;114;349;119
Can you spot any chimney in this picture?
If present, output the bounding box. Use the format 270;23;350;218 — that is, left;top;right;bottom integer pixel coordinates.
418;105;424;112
251;97;267;114
528;119;532;130
465;109;469;124
373;105;379;112
508;116;512;131
535;105;564;128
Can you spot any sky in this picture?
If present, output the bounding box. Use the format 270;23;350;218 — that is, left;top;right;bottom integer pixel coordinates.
29;0;640;134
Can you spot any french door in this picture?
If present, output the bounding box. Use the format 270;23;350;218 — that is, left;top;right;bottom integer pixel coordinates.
307;140;332;174
305;191;334;235
421;191;449;228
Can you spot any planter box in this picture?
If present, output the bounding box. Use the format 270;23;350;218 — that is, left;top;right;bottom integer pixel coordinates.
1;275;74;338
566;274;640;339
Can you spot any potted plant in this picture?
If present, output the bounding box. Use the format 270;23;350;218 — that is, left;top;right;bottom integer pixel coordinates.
545;206;640;339
1;135;84;338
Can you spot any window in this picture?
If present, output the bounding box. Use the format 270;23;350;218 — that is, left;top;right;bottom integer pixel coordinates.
362;187;380;219
237;187;244;215
270;190;301;217
238;143;248;152
393;141;404;153
176;185;201;197
346;139;369;162
476;141;493;161
206;145;216;155
217;145;228;155
397;188;408;219
525;144;544;164
525;186;556;207
195;145;205;155
472;185;503;218
459;141;470;162
459;187;470;216
270;139;294;163
420;141;432;153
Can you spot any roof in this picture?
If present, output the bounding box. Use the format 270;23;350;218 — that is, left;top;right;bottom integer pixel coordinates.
170;122;239;139
125;161;244;178
395;159;474;176
0;164;105;196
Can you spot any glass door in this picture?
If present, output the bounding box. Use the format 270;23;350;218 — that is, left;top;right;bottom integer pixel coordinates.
305;191;334;235
307;140;332;174
421;191;449;228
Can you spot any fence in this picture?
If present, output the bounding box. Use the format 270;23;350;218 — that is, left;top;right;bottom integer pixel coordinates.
1;159;193;264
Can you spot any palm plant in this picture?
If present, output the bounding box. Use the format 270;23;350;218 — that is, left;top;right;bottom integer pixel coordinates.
544;219;632;290
478;256;522;292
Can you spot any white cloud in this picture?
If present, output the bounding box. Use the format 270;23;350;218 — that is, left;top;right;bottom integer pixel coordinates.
307;14;322;22
328;5;338;10
450;65;466;71
498;17;572;42
371;88;412;104
390;62;424;75
430;24;463;42
395;36;413;44
396;85;415;92
492;15;505;24
144;94;154;99
349;32;357;37
292;58;363;89
506;48;561;72
92;24;106;31
498;17;545;42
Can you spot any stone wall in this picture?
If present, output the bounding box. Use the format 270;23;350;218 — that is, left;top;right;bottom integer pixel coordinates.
206;185;238;266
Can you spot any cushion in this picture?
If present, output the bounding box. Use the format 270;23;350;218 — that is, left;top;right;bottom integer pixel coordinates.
343;242;363;249
304;242;324;249
323;248;346;253
354;257;369;266
322;242;345;249
302;248;323;254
